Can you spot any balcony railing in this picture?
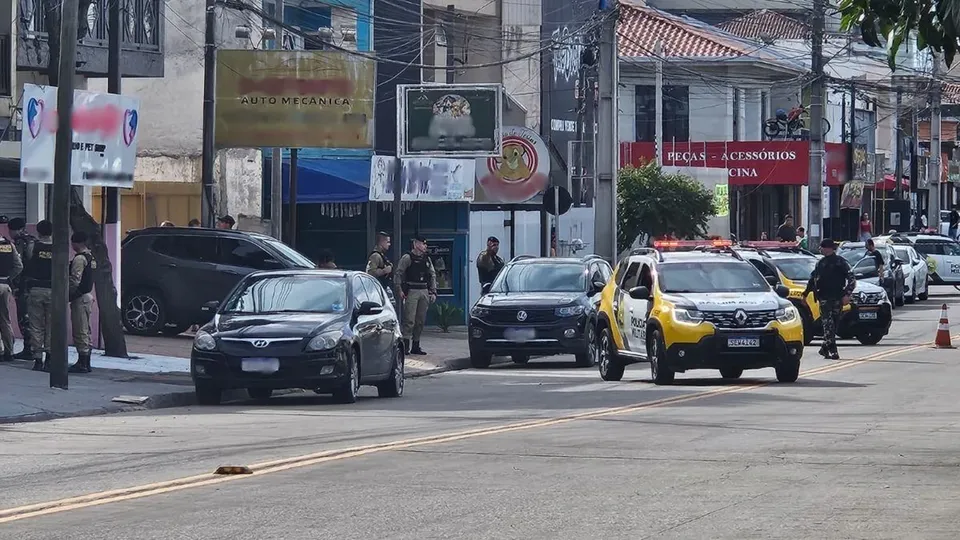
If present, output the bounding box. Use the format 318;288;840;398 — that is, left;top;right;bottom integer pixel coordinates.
20;0;160;50
0;35;9;96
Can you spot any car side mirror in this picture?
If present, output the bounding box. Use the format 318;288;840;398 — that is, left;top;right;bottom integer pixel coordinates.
591;280;606;294
481;282;492;295
201;300;219;312
357;301;383;315
775;285;790;298
628;286;650;300
765;275;778;286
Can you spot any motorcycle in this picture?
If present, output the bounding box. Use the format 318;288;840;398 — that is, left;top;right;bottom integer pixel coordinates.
763;104;831;138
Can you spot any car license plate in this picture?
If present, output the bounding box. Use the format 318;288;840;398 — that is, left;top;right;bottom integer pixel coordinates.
241;357;280;373
504;328;537;342
727;337;760;348
859;311;878;320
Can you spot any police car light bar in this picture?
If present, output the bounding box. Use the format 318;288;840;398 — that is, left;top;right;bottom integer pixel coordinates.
653;239;732;249
740;241;799;249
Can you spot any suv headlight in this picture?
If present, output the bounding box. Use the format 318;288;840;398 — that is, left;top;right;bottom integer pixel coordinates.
673;308;704;324
555;305;585;317
306;330;344;351
470;306;490;318
776;306;798;323
194;331;217;351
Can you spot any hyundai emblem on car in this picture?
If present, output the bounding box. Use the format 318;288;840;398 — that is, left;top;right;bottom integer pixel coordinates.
516;310;528;322
253;339;269;348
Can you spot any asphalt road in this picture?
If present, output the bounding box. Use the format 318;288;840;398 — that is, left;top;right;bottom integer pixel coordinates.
3;290;960;539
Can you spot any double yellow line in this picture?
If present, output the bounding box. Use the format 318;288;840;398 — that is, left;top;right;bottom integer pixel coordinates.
0;339;942;524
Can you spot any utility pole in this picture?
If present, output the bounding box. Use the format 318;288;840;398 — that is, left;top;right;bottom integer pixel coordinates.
894;87;903;201
49;0;81;389
201;0;217;228
807;0;825;247
594;9;618;261
654;40;663;166
929;55;942;229
106;0;121;304
269;0;284;239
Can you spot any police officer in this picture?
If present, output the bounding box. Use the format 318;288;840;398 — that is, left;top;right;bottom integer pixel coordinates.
803;239;856;360
366;231;393;292
25;220;53;371
476;236;504;286
8;217;35;360
0;230;23;363
394;235;436;355
68;231;95;373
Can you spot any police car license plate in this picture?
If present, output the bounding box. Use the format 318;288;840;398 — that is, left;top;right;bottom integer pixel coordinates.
241;358;280;373
504;328;536;342
727;337;760;348
859;311;878;320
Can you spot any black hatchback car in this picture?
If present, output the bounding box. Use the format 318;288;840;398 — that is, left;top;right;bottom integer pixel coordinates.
191;269;405;405
468;256;612;368
121;227;315;335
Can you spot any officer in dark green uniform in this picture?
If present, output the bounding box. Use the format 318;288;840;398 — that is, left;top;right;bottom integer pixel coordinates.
25;220;53;371
8;217;35;359
0;230;23;363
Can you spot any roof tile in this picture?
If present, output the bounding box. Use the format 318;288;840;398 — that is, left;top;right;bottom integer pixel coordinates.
618;4;747;58
716;10;810;41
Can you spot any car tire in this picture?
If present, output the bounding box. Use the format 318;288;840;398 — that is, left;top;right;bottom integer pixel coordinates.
800;309;816;346
161;323;191;336
856;332;883;345
720;367;743;379
598;326;625;382
906;279;916;304
195;382;222;405
122;289;167;335
377;345;404;398
575;324;597;367
333;348;360;404
247;388;272;401
775;359;800;383
896;281;905;306
511;354;529;364
918;284;929;301
648;329;674;385
470;350;492;368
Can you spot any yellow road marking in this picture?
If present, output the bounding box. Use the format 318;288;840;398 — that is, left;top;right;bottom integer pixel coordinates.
0;339;947;524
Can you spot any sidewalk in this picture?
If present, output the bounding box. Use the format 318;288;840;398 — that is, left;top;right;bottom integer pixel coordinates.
0;329;474;424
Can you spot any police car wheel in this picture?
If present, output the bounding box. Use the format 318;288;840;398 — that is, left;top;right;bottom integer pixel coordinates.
598;327;625;382
511;355;530;364
856;332;883;346
649;330;674;385
719;367;743;379
775;360;800;383
800;311;816;346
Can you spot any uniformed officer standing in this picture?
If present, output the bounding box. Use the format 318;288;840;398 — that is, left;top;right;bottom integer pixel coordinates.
68;231;95;373
8;218;35;360
803;239;856;360
0;232;23;363
476;236;505;286
25;220;53;371
366;231;393;292
394;236;436;355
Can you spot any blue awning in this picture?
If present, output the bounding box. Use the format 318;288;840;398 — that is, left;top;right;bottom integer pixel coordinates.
265;156;371;204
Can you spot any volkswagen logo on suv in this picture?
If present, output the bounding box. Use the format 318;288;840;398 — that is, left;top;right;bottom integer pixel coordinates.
516;310;528;322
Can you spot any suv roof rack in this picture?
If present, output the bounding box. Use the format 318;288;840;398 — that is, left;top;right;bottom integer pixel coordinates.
510;255;538;263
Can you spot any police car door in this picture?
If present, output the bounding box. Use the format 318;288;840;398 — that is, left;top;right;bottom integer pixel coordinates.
622;263;650;354
917;239;960;284
613;261;641;353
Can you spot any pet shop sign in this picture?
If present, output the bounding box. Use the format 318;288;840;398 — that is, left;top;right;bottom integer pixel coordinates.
474;126;550;204
19;83;141;188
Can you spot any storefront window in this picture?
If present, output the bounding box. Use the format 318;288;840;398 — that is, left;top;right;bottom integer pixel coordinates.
427;239;454;296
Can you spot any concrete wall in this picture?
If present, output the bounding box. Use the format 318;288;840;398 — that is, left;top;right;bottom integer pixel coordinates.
618;77;743;142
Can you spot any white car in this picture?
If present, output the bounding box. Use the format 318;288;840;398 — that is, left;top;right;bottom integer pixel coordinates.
878;233;960;288
890;244;929;302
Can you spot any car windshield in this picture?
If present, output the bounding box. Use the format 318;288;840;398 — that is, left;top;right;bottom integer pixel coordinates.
222;275;347;314
893;247;912;262
772;257;817;281
492;263;586;293
839;246;867;263
658;261;770;293
262;238;316;268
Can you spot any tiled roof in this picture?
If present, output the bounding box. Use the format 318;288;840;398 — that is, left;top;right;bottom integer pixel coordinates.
618;4;749;58
716;10;810;41
943;82;960;104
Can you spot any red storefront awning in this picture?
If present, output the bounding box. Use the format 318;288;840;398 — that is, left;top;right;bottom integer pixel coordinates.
619;141;850;186
867;174;910;191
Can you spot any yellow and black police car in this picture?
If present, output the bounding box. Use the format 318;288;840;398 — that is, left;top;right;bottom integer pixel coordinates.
594;240;805;385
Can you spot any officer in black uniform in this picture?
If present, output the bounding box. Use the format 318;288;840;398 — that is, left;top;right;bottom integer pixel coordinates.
8;217;35;359
25;220;53;371
0;225;23;363
803;239;856;360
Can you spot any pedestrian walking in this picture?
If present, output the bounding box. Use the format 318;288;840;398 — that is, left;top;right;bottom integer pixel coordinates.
796;227;807;250
859;213;873;242
365;231;393;292
8;217;35;360
776;214;797;242
950;207;960;240
67;232;95;373
395;235;436;355
24;220;53;371
802;239;856;360
476;236;504;286
0;232;23;363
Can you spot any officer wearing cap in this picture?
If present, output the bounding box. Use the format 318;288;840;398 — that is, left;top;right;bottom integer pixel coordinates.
476;236;504;286
8;217;35;360
0;219;23;363
68;231;95;373
802;239;856;360
394;235;436;355
24;220;53;371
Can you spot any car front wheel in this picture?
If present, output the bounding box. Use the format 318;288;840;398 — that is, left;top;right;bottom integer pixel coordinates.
575;324;597;367
377;345;404;398
333;348;360;404
648;329;674;385
195;382;222;405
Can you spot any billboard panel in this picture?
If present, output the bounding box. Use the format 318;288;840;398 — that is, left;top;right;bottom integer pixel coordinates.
398;84;502;158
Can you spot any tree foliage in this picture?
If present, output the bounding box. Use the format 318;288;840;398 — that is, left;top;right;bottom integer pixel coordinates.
838;0;960;69
617;163;716;253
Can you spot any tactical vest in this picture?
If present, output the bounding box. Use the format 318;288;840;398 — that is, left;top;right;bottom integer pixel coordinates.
369;250;392;291
75;252;95;296
0;239;16;283
403;252;430;289
27;240;53;288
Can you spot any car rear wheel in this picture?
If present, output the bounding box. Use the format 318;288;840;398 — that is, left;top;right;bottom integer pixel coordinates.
195;382;222;405
598;327;625;381
918;284;929;301
575;324;597;367
720;367;743;379
649;329;674;385
333;348;360;404
775;359;800;383
247;388;272;401
123;290;167;335
800;310;816;346
377;345;404;398
511;354;529;364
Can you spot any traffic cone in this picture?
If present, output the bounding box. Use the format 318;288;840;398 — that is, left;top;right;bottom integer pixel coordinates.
935;304;955;349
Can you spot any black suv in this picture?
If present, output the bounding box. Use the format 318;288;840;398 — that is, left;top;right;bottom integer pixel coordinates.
121;227;315;335
468;255;612;368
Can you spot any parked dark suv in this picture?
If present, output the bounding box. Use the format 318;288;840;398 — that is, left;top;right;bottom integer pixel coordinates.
121;227;315;335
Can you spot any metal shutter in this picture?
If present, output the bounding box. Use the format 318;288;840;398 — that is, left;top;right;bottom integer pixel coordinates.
0;177;26;219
